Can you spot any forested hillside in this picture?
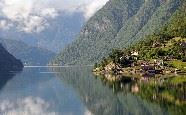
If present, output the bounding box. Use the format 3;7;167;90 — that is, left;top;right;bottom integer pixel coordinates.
94;1;186;73
0;44;23;72
53;0;184;65
0;39;55;66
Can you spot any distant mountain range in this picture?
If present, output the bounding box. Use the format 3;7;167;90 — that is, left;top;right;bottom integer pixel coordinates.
0;44;23;72
0;39;55;66
0;12;85;53
53;0;184;65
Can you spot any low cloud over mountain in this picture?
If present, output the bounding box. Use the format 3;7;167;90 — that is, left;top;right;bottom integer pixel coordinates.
0;0;58;33
0;0;109;33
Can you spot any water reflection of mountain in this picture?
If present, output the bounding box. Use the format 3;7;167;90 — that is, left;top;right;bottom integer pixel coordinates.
0;68;86;115
53;67;180;115
52;67;122;115
0;72;19;90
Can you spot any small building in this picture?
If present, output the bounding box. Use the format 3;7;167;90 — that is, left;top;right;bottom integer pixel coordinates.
131;51;139;60
131;51;139;56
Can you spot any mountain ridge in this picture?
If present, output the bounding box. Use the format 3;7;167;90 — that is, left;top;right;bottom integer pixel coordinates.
0;44;23;72
0;39;55;66
0;12;85;53
53;0;184;65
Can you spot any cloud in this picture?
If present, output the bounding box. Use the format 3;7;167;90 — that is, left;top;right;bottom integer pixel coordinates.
22;16;48;33
0;20;13;30
58;0;109;19
80;0;109;19
0;96;58;115
1;0;32;21
0;0;109;33
41;8;58;18
0;0;59;33
84;109;94;115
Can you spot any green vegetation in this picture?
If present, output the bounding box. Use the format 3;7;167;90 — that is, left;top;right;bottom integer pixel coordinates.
92;3;186;113
130;35;186;62
94;1;186;73
94;35;186;73
94;49;135;69
167;76;186;84
166;60;186;70
53;0;184;65
91;3;186;113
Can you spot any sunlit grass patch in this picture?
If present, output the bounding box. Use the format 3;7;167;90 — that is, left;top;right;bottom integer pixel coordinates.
166;60;186;70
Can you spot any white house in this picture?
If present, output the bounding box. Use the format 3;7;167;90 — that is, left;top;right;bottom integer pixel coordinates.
131;51;139;56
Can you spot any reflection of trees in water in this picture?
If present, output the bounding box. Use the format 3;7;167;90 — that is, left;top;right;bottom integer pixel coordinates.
51;67;123;115
51;67;181;115
96;74;186;115
137;82;186;115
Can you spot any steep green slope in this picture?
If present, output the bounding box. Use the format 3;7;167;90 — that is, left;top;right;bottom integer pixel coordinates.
115;0;182;47
0;44;23;72
162;1;186;38
95;2;186;72
54;0;184;65
0;39;55;66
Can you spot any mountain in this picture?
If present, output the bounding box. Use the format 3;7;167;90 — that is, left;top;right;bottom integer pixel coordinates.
53;0;184;65
0;12;85;53
0;44;23;72
0;39;55;66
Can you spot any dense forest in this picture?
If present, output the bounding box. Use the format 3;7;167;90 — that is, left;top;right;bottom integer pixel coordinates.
94;2;186;71
53;0;184;65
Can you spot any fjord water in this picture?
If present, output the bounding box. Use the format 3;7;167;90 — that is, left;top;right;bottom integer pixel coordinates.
0;67;185;115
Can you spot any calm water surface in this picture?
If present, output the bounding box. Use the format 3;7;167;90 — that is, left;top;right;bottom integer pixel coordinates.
0;67;185;115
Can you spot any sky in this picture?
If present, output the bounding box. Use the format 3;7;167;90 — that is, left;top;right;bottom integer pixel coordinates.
0;0;109;33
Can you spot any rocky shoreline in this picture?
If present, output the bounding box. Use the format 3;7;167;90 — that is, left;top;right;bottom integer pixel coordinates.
93;62;186;82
